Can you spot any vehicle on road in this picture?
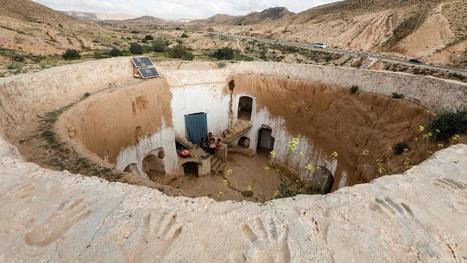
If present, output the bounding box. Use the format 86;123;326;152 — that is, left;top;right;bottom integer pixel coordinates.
409;58;423;64
312;43;327;49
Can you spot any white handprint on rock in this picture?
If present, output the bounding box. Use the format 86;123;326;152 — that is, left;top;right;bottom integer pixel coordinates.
231;217;290;263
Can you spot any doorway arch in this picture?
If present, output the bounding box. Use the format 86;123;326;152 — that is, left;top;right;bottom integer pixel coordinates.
237;96;253;121
142;148;166;181
182;162;199;177
257;126;275;155
123;163;139;176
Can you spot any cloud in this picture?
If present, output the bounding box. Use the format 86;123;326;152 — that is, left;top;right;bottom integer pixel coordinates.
32;0;339;19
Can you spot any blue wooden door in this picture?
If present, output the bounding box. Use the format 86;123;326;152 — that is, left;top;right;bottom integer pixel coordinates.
185;112;208;144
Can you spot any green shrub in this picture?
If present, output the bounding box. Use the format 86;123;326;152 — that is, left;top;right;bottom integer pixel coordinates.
393;143;409;155
175;26;182;30
109;47;122;57
129;43;144;54
350;85;359;94
144;35;154;41
62;49;81;60
428;108;467;142
181;32;189;38
168;44;193;60
278;177;295;198
392;92;405;99
210;47;235;60
152;39;168;52
12;54;25;62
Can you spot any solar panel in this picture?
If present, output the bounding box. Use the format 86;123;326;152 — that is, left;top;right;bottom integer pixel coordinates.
132;57;153;68
138;67;160;79
131;56;160;79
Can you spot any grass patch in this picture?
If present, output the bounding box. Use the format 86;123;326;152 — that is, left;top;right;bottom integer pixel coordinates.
36;97;124;181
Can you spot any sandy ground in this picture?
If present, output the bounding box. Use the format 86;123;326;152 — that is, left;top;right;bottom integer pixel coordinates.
167;153;293;202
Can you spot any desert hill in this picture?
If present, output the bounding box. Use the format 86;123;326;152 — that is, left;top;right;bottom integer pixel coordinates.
211;0;466;67
106;15;167;25
197;7;294;25
97;15;168;30
63;11;137;21
0;0;74;25
0;0;120;56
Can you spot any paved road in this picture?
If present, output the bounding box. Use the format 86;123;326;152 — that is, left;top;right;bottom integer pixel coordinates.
207;32;467;76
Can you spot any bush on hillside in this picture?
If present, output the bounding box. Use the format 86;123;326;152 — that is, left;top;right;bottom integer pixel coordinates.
62;49;81;60
144;35;154;41
168;44;193;60
210;47;235;60
109;47;122;57
152;39;169;52
129;43;144;55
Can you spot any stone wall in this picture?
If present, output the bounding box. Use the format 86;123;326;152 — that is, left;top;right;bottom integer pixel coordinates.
231;62;467;111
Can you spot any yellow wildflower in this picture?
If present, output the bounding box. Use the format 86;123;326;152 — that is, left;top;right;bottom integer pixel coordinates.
269;150;276;159
330;151;338;159
288;137;299;152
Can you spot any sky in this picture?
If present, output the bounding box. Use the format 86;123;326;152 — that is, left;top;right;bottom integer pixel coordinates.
32;0;339;20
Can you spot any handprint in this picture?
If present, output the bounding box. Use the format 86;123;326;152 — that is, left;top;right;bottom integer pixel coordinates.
231;217;290;263
117;210;182;262
24;198;91;247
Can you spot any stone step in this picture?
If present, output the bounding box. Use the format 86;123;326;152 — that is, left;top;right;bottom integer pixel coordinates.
210;156;226;174
216;163;226;174
224;120;252;144
211;158;220;170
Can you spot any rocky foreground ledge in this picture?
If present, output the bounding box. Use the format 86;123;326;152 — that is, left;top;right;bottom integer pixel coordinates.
0;136;466;262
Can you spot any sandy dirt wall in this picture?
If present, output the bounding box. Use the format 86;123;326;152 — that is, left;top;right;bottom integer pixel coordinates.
56;78;172;165
0;57;134;141
230;74;433;186
230;62;467;112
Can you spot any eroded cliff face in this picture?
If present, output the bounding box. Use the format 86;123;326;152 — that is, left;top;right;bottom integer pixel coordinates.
56;78;172;164
230;74;433;186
